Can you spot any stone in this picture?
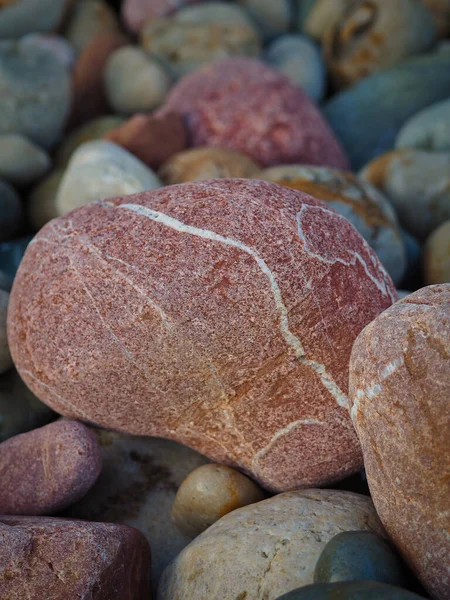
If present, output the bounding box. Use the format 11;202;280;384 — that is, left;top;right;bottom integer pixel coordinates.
104;46;171;114
64;430;209;593
314;530;405;585
68;32;128;130
276;581;427;600
63;0;120;54
55;115;125;168
56;140;161;216
0;515;151;599
0;289;11;374
140;2;262;78
0;369;56;443
158;489;385;600
0;420;102;515
324;52;450;170
164;58;349;169
159;147;261;184
0;236;32;291
0;134;50;187
122;0;201;34
304;0;350;40
104;111;188;169
360;149;450;241
28;169;64;232
0;179;22;242
265;34;326;102
322;0;436;89
348;284;450;600
236;0;292;39
8;179;396;492
0;0;69;39
424;221;450;285
396;98;450;152
255;165;406;285
0;39;71;149
171;463;266;538
21;34;76;71
422;0;450;36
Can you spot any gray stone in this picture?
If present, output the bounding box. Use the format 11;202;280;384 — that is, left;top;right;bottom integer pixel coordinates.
236;0;292;39
0;134;50;187
0;0;68;39
0;179;22;242
396;98;450;152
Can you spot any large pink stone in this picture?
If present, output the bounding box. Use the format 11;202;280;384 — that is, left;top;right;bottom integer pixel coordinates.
8;179;395;491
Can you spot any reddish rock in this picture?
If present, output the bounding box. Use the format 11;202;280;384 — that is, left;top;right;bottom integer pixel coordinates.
68;32;128;130
0;420;102;515
349;284;450;600
163;58;350;169
105;111;188;169
0;515;151;599
8;179;395;492
122;0;201;33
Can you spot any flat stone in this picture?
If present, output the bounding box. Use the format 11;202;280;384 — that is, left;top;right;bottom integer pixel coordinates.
0;134;50;187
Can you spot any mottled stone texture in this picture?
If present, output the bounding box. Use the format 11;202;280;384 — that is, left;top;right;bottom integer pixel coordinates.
349;285;450;600
163;58;349;169
0;516;151;599
8;179;396;492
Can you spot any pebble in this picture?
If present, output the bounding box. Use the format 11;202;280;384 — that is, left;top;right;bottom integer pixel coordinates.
424;221;450;284
0;515;151;599
236;0;292;39
304;0;349;40
0;179;22;242
27;169;64;231
21;33;76;71
0;39;71;149
0;419;102;515
56;140;162;216
0;0;68;39
314;530;405;585
0;368;55;443
396;98;450;152
265;34;326;102
256;165;406;285
164;57;349;168
324;52;450;170
349;284;450;600
63;0;120;54
322;0;436;89
105;111;188;169
8;179;396;492
104;46;171;114
0;289;11;374
158;489;385;600
122;0;202;34
140;2;262;78
276;581;427;600
159;147;261;184
0;134;50;187
171;464;266;538
360;149;450;240
64;431;209;594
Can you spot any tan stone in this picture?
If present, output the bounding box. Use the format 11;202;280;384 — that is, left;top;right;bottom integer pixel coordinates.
424;221;450;284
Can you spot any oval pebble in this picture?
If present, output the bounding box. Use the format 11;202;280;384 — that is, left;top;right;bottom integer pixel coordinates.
0;134;50;187
0;179;22;242
424;220;450;284
396;98;450;152
0;289;11;374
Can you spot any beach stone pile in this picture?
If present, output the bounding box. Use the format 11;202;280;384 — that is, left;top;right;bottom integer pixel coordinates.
0;1;448;599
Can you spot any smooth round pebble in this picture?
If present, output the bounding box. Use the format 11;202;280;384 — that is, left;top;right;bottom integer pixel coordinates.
0;134;50;186
171;464;265;538
63;0;120;54
424;220;450;284
0;39;71;149
0;179;22;242
56;140;162;216
396;98;450;152
159;147;261;184
21;33;76;70
0;289;12;374
140;2;261;78
314;530;405;585
276;581;427;600
122;0;202;34
236;0;292;39
27;169;64;231
265;34;326;102
0;0;68;39
104;46;171;114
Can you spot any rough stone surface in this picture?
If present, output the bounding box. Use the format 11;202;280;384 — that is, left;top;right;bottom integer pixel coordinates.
171;463;266;538
64;430;209;594
0;289;11;373
0;515;151;599
256;165;406;285
158;489;385;600
396;98;450;152
159;146;261;184
8;179;396;492
0;419;102;515
164;58;349;169
277;581;427;600
105;111;188;169
0;179;22;242
63;0;120;54
348;284;450;600
424;221;450;285
122;0;201;34
0;134;50;186
28;169;64;231
0;0;69;39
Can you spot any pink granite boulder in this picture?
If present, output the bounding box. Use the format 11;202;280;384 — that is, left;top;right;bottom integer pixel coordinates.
0;516;151;599
122;0;201;34
163;58;350;169
0;419;102;515
8;178;395;492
